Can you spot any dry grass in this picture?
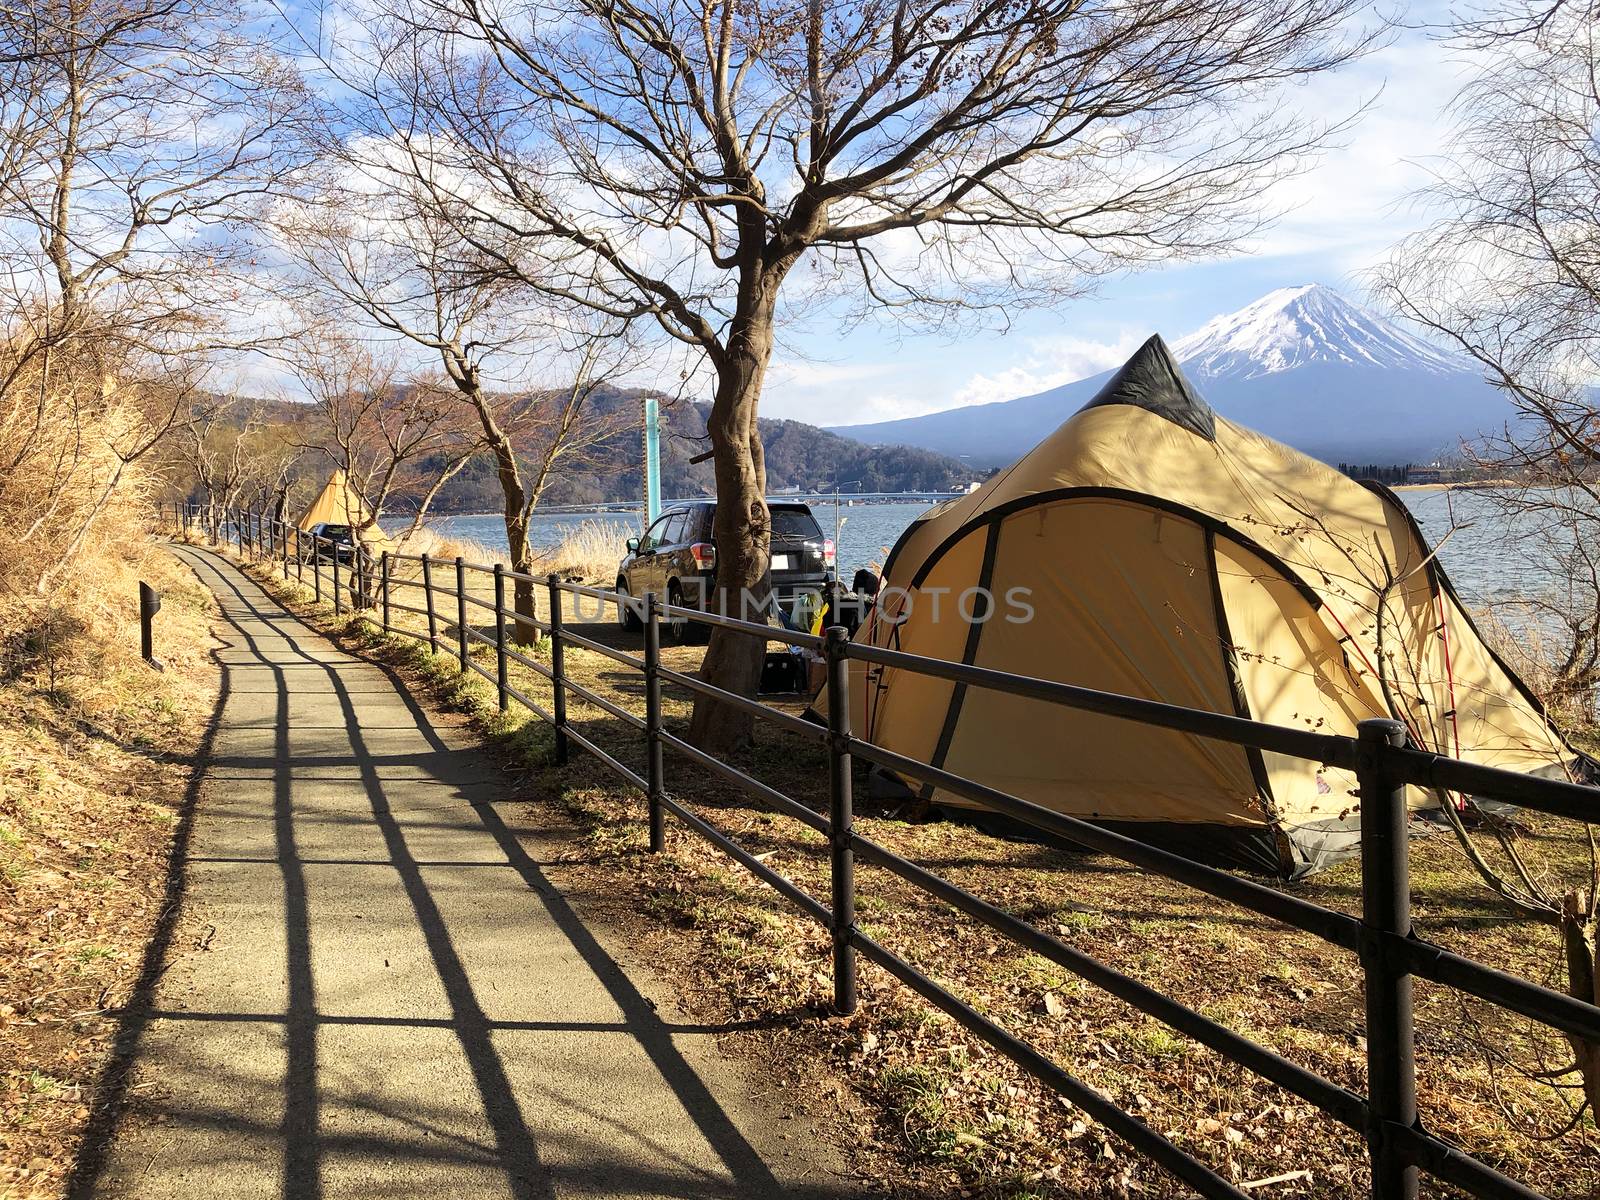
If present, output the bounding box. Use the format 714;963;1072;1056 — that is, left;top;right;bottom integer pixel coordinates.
0;532;219;1200
532;519;636;581
391;525;500;566
1473;602;1600;743
387;517;633;586
235;546;1600;1200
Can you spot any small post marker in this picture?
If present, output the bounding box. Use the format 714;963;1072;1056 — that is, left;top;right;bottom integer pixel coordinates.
139;582;163;671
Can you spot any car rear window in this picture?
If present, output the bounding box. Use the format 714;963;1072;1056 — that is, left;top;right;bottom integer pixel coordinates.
770;508;822;540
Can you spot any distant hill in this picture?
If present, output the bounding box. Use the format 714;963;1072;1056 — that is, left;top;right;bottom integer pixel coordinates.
430;387;974;511
830;285;1516;466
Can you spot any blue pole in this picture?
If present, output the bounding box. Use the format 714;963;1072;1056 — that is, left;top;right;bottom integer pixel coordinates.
644;396;661;525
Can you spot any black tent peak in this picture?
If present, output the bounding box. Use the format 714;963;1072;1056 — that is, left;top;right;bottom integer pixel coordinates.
1079;334;1215;441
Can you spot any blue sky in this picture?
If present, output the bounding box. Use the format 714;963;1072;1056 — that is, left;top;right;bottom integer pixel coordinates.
767;3;1471;429
238;3;1471;425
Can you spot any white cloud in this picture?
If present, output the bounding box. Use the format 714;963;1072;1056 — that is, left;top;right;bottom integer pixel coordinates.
1223;14;1478;272
763;329;1145;426
767;358;899;391
838;388;951;424
950;332;1144;409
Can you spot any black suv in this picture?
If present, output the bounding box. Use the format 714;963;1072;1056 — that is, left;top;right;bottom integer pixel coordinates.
302;522;357;564
615;501;834;638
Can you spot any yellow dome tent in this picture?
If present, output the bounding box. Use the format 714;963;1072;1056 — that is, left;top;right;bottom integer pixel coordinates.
835;335;1582;877
297;469;397;555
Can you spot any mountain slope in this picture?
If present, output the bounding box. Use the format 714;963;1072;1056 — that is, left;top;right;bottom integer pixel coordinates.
832;285;1512;466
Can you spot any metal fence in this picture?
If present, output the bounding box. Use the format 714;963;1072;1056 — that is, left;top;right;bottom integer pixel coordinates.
174;502;1600;1200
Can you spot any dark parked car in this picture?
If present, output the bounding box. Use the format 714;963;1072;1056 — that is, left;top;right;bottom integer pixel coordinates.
301;522;357;564
615;501;835;639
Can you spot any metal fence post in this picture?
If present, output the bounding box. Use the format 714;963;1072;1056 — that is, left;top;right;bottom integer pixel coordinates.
547;574;569;765
380;552;391;633
825;624;857;1015
455;557;468;671
422;553;438;654
644;593;664;850
493;563;509;711
332;538;344;615
1357;717;1419;1200
313;535;321;601
281;520;290;579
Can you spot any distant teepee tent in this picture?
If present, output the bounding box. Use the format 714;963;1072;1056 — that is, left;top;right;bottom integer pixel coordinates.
297;470;396;553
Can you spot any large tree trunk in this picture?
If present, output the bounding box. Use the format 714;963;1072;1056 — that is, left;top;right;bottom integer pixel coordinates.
507;507;539;647
688;288;778;753
450;369;540;647
486;431;538;646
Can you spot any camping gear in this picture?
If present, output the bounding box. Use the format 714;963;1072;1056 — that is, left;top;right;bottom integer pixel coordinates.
297;470;396;555
822;335;1583;877
759;649;807;695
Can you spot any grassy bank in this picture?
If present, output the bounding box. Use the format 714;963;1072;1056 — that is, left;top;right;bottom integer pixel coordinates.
225;536;1600;1199
1;538;219;1200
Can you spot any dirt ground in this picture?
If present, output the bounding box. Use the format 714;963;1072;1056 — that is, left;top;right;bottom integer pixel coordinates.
1;545;221;1200
238;547;1600;1200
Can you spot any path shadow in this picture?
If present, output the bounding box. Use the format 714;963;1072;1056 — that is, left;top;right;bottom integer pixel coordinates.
70;544;855;1200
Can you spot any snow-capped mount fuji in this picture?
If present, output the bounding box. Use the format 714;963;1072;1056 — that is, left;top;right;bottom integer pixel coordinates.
831;285;1509;466
1173;283;1466;379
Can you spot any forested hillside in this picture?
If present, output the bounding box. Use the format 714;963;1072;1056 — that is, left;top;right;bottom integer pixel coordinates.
427;389;971;509
195;386;966;513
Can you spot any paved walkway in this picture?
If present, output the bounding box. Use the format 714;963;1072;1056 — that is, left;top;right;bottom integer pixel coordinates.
82;545;851;1200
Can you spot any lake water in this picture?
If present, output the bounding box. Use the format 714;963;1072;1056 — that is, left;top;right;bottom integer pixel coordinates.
408;500;939;581
401;489;1563;606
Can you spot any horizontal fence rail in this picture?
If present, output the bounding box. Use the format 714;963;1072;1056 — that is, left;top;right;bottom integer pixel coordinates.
175;501;1600;1200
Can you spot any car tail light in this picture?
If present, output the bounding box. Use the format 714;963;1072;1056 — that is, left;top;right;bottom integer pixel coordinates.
690;542;716;569
823;538;836;568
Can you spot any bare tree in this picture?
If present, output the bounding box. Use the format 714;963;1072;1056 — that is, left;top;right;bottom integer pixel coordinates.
249;421;311;528
182;397;258;538
287;334;481;550
1258;492;1600;1126
1374;0;1600;1119
337;0;1379;749
0;332;200;593
0;0;314;359
276;178;635;641
0;0;314;591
